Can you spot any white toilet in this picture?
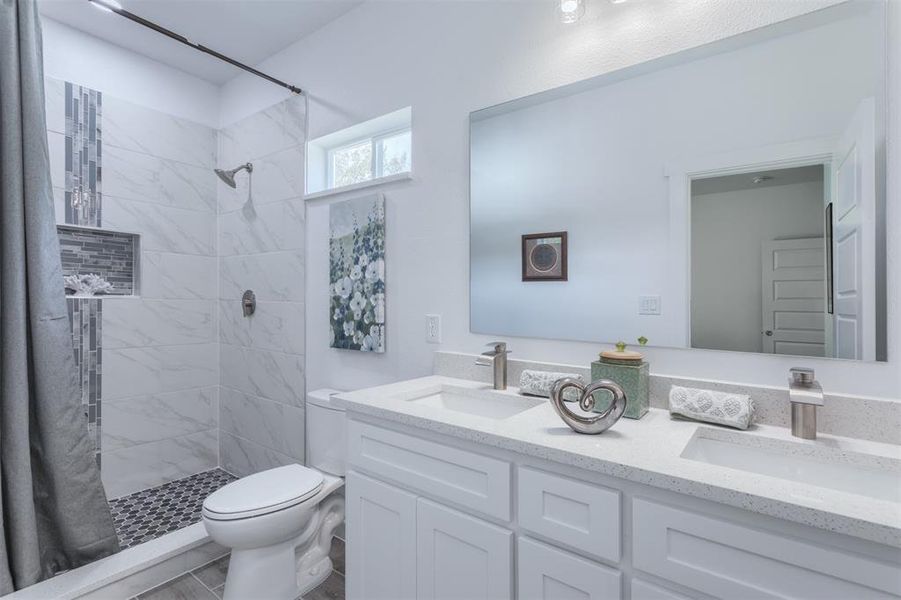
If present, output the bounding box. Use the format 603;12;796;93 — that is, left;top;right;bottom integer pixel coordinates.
202;389;347;600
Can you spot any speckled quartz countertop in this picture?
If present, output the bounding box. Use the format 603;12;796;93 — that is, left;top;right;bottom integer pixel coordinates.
334;376;901;549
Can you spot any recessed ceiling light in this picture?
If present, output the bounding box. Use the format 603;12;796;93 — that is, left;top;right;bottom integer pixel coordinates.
558;0;586;24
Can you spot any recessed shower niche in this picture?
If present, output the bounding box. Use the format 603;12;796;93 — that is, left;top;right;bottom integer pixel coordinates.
58;224;140;297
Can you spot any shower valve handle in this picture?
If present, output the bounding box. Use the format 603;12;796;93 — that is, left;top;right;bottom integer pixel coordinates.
242;290;256;317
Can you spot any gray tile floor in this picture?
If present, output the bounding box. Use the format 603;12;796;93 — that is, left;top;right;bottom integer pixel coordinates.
131;538;345;600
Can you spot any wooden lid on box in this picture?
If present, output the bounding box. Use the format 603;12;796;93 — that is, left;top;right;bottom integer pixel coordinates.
600;349;643;362
600;341;643;363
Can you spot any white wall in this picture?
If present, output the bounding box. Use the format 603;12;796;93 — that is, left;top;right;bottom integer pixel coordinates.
691;180;825;354
217;0;901;400
41;18;219;127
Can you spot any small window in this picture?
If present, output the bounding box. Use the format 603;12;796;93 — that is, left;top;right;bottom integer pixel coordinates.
376;130;412;177
329;139;373;188
308;107;412;197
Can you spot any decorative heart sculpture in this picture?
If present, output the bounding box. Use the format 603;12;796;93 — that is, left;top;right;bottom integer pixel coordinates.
550;378;628;435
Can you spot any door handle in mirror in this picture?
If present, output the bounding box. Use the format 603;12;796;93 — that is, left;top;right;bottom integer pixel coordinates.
764;330;773;336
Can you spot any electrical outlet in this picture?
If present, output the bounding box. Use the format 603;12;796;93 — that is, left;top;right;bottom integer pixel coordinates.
639;295;661;315
426;314;442;343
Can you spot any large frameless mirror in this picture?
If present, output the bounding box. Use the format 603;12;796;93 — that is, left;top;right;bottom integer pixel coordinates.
470;1;887;361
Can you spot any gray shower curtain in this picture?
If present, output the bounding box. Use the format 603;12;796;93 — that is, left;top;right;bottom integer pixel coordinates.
0;0;120;592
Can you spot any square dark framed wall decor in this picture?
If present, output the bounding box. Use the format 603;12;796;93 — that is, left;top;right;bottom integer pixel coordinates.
522;231;568;281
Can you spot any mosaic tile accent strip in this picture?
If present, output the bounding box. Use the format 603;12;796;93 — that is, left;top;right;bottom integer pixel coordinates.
62;82;107;467
59;226;137;296
109;469;237;549
65;82;102;226
67;298;102;464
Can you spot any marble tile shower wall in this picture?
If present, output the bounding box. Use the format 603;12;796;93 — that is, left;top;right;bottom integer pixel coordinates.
46;77;220;499
217;97;307;477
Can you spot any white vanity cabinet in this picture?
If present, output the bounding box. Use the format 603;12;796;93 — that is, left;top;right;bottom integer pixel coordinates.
345;471;417;600
517;536;621;600
347;420;511;520
345;417;901;600
346;470;514;600
517;466;621;563
417;499;514;599
632;498;901;599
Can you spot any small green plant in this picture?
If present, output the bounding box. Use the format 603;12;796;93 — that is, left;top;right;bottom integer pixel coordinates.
637;336;648;346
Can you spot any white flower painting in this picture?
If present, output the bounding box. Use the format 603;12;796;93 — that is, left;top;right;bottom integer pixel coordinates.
329;194;386;352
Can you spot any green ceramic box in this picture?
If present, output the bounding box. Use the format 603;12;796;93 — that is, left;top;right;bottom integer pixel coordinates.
590;358;649;419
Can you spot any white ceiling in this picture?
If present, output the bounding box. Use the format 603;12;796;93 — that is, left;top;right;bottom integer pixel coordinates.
38;0;362;85
692;165;825;196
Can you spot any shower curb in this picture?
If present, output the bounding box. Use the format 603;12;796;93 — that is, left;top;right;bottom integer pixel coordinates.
3;524;226;600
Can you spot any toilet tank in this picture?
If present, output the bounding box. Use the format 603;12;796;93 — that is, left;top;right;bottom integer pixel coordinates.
306;389;346;476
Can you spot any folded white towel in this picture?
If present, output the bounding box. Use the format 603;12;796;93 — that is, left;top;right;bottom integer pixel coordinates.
520;370;583;402
669;385;755;430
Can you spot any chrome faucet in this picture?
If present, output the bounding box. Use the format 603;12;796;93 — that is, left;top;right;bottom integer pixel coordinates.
476;342;511;390
789;367;823;440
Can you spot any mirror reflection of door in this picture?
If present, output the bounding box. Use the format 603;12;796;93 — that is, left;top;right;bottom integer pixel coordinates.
690;165;827;356
689;99;877;360
760;238;826;357
831;99;877;361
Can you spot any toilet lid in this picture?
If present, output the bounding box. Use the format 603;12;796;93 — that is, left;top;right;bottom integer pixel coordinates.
203;464;324;521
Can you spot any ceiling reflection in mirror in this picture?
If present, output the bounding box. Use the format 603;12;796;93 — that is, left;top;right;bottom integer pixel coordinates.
469;1;886;361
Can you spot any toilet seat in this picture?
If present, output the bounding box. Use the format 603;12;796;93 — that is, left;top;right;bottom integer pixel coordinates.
202;464;324;521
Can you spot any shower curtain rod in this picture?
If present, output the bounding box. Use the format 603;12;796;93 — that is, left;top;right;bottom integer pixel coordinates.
87;0;303;95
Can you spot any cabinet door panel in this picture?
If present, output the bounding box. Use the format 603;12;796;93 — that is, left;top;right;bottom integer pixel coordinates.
518;466;621;562
417;498;513;600
346;471;417;600
348;420;511;520
633;498;901;599
518;537;621;600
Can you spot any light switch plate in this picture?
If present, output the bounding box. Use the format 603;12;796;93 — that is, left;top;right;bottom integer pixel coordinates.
639;295;661;315
426;314;442;343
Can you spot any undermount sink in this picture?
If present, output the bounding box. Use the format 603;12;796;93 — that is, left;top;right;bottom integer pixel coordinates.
405;386;544;420
681;428;901;503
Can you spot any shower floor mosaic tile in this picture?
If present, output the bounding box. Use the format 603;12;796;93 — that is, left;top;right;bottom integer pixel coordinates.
110;468;237;549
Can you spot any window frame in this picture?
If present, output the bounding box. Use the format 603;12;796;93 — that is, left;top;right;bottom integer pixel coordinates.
306;106;413;200
326;126;411;190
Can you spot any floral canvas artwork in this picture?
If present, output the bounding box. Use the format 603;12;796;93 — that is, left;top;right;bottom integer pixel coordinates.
329;193;386;352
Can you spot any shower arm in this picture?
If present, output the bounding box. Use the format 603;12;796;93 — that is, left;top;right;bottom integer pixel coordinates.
87;0;303;95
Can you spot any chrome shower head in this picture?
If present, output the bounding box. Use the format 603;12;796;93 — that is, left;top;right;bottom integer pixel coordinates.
214;162;253;188
214;168;236;188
